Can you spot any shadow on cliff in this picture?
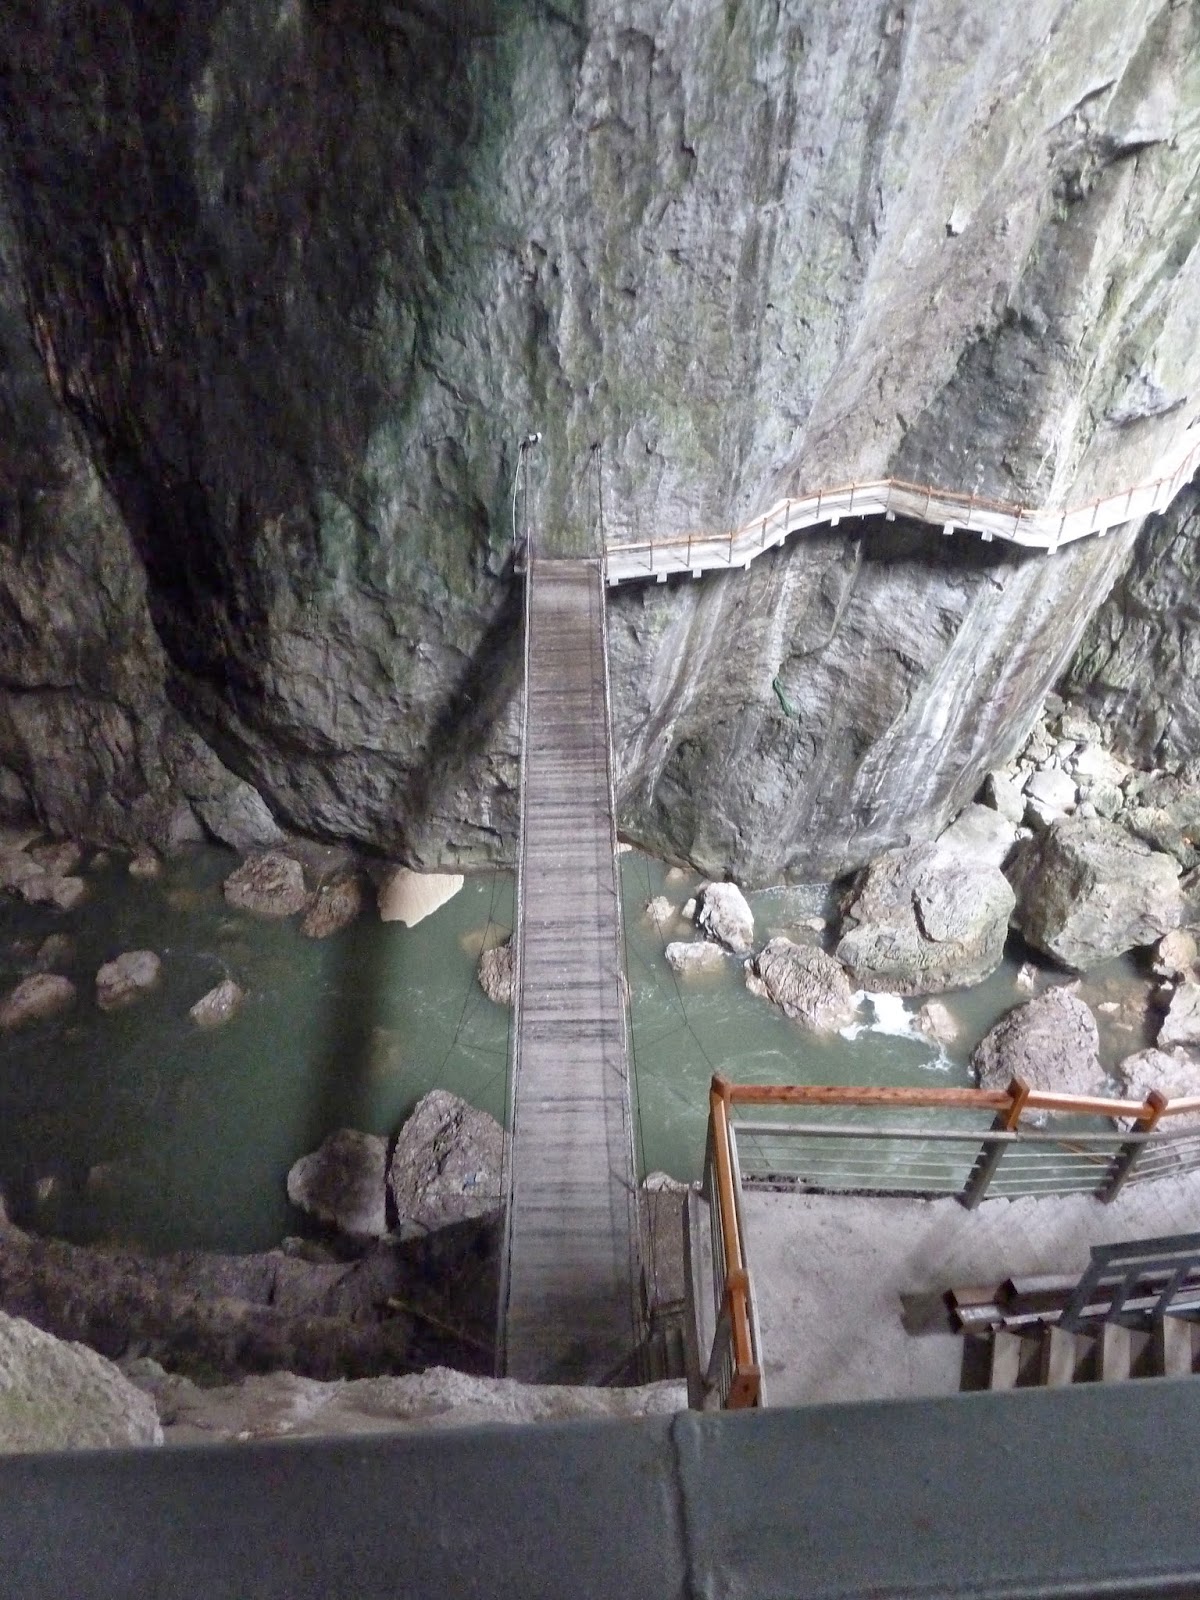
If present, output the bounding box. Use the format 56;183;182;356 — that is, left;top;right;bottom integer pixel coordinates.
397;572;524;856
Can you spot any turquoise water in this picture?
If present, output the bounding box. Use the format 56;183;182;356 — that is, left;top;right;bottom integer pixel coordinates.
0;843;1149;1253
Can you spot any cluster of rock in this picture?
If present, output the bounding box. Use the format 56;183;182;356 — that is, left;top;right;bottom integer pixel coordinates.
977;696;1192;971
286;1090;509;1241
0;829;251;1032
221;849;365;938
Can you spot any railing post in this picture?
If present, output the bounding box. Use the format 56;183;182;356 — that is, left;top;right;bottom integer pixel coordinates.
1101;1091;1168;1203
959;1075;1030;1209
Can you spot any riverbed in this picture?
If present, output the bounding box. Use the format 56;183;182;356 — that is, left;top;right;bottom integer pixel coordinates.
0;843;1154;1254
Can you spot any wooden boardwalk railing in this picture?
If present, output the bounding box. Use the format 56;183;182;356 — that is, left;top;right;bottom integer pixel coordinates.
497;555;643;1384
692;1075;1200;1410
603;428;1200;585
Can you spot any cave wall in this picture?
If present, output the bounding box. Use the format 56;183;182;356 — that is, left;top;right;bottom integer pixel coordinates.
1;1;1199;876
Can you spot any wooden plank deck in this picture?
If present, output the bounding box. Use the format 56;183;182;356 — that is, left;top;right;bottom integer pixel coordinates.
499;556;643;1383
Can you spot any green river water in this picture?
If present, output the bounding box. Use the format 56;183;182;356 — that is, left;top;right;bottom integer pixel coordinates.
0;844;1150;1254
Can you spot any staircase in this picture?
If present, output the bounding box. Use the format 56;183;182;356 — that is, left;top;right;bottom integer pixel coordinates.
984;1316;1198;1390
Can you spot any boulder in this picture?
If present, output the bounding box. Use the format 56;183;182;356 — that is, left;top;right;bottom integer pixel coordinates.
1008;818;1182;970
1024;766;1078;815
478;938;514;1005
743;938;855;1030
1158;983;1200;1050
0;1311;162;1453
693;882;754;955
33;933;75;972
983;770;1026;826
0;972;76;1030
188;978;245;1028
1114;1048;1200;1126
664;940;726;976
0;850;39;892
287;1128;389;1238
19;873;87;911
377;869;463;927
1154;929;1199;981
936;802;1018;870
1121;773;1200;869
916;999;960;1047
835;834;1014;996
388;1090;508;1232
223;851;310;918
643;896;674;929
972;986;1104;1114
95;950;162;1011
128;849;162;880
301;875;364;939
29;839;84;876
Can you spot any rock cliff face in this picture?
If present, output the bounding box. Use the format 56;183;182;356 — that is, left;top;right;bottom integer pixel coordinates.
1;2;1199;878
1067;484;1200;769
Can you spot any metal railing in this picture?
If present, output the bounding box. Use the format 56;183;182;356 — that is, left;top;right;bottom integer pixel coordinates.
690;1074;1200;1409
603;427;1200;585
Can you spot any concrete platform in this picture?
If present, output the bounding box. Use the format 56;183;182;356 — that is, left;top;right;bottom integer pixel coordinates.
742;1173;1200;1407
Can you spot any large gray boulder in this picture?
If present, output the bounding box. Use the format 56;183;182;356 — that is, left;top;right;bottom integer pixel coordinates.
744;939;855;1031
0;972;76;1030
1008;818;1181;970
972;986;1104;1113
223;851;309;918
665;940;727;976
388;1091;508;1233
1158;983;1200;1050
835;829;1015;996
286;1128;389;1238
1114;1048;1200;1127
0;1310;162;1453
694;882;755;956
96;950;161;1011
477;939;514;1006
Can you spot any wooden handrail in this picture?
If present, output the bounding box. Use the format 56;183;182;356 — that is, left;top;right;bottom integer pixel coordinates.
708;1082;760;1407
718;1078;1176;1124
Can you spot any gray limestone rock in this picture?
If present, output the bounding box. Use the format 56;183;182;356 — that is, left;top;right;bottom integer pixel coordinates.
972;987;1105;1114
286;1129;389;1239
983;771;1026;827
95;950;161;1011
0;1310;162;1453
19;873;87;911
836;833;1015;996
388;1091;508;1233
300;875;364;939
1154;929;1200;981
188;978;245;1029
1009;818;1182;970
1024;767;1078;816
916;1000;960;1047
694;882;755;956
28;839;83;875
665;940;726;976
223;852;309;919
743;939;855;1031
1114;1048;1200;1126
477;939;514;1006
1158;983;1200;1051
0;972;76;1030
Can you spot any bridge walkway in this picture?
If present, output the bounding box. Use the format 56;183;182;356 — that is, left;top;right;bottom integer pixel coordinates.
499;554;642;1384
